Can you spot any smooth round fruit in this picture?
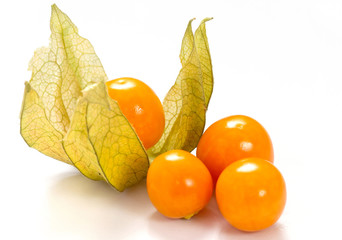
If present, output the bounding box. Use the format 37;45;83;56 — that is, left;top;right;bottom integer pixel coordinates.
196;115;274;183
106;77;165;149
146;150;213;219
216;158;286;232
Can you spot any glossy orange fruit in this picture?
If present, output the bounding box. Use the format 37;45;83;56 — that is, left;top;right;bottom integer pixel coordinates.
196;115;274;183
216;157;286;232
146;150;213;219
106;77;165;149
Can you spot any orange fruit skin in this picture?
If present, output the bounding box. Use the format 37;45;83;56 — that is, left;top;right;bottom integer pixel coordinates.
196;115;274;184
146;150;213;219
106;77;165;150
216;158;286;232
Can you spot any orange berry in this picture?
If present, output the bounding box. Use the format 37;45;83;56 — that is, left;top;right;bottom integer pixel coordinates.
147;150;213;219
106;77;165;149
216;158;286;232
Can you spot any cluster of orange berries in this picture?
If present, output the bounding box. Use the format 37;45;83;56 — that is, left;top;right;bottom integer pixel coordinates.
106;77;286;232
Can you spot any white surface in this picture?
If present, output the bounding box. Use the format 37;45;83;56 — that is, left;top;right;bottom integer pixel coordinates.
1;0;342;239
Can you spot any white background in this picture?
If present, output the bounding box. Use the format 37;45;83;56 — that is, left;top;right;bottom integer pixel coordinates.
1;0;342;239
